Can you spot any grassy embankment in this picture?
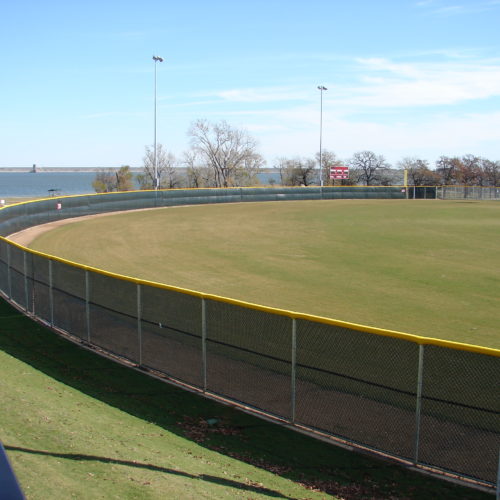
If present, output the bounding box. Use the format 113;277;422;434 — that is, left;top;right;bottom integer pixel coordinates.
0;298;492;499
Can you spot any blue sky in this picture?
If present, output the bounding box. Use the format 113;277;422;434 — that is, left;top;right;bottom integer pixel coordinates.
1;0;499;168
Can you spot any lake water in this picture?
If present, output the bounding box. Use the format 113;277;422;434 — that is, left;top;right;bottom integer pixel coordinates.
0;171;282;199
0;172;99;199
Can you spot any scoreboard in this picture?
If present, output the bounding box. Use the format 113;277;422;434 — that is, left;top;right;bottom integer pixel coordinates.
330;166;349;179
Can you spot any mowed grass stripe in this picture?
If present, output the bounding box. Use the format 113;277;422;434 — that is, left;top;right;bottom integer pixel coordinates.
29;199;500;348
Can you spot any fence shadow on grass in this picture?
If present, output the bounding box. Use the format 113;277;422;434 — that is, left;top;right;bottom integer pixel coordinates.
0;298;491;500
4;445;292;499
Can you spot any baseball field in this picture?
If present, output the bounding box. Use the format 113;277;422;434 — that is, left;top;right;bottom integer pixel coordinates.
27;198;500;349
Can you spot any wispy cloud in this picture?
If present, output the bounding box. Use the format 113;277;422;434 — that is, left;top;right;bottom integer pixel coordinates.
255;109;500;164
433;5;466;15
198;57;500;111
336;57;500;108
416;0;500;15
189;54;500;163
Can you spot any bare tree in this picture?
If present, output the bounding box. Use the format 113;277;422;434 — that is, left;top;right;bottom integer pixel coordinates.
346;167;364;185
115;165;134;191
275;157;316;186
482;159;500;186
188;119;264;188
92;166;134;193
92;169;116;193
274;157;288;186
458;154;482;185
315;150;347;186
435;156;462;185
348;151;389;185
138;144;181;189
435;155;495;186
398;157;440;186
183;150;215;188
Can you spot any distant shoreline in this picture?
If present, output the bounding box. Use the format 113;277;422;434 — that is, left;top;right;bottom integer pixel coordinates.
0;167;144;173
0;167;276;173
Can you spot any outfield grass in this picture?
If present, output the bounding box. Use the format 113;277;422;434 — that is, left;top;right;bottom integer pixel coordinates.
28;199;500;348
0;298;491;499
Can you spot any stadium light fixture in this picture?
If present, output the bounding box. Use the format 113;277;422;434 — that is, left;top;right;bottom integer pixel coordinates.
153;55;164;190
317;85;327;187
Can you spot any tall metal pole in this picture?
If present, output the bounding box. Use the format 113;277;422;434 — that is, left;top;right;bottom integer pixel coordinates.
317;86;327;187
153;55;163;190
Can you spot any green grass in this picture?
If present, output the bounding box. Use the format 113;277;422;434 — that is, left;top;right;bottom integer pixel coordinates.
29;199;500;348
0;298;491;499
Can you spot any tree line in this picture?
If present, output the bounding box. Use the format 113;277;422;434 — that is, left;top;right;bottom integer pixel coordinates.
277;151;500;187
93;119;500;192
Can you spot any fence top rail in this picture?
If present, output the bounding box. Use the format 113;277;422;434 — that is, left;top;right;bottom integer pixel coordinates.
1;189;498;358
2;234;498;359
440;184;500;189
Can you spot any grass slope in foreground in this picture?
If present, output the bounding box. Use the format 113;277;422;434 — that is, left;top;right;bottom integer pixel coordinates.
0;299;491;499
29;199;500;348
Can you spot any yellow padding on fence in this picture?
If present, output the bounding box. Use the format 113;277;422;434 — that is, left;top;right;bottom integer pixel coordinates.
3;234;499;359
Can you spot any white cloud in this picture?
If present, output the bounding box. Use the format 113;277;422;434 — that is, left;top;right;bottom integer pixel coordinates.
196;57;500;114
163;55;500;165
433;5;466;15
336;58;500;108
416;0;500;15
255;110;500;165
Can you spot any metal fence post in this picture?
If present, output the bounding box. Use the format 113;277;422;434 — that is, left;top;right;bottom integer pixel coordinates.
49;260;54;327
202;298;207;392
30;253;35;315
85;270;91;342
23;251;28;312
291;318;297;424
414;344;425;465
6;244;11;300
137;284;142;366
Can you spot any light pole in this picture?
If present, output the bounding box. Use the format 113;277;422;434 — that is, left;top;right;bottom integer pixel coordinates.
317;85;327;187
153;55;164;190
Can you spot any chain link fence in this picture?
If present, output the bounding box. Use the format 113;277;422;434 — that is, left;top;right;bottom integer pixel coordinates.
0;187;498;490
437;185;500;200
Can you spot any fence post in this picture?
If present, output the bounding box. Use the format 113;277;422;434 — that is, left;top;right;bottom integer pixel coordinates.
202;298;207;392
30;253;35;315
6;244;11;300
23;251;28;312
291;318;297;424
414;344;425;465
49;260;54;327
137;284;142;366
85;270;91;342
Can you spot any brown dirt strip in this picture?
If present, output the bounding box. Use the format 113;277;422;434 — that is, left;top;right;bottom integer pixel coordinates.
5;208;162;247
